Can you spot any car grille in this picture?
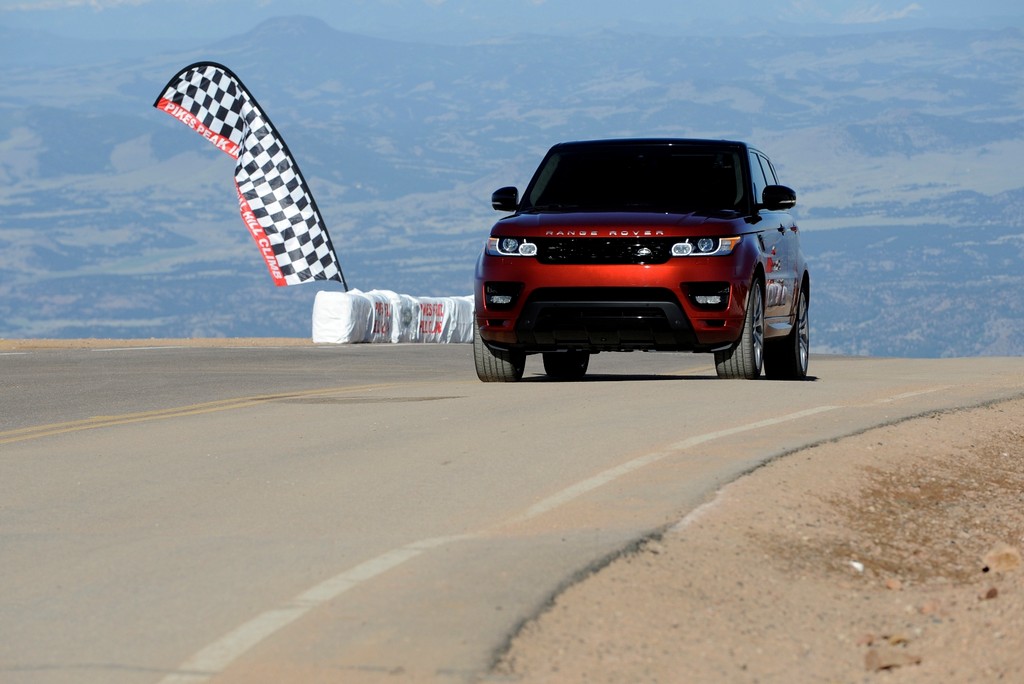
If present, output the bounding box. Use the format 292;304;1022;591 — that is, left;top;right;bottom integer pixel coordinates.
533;238;677;265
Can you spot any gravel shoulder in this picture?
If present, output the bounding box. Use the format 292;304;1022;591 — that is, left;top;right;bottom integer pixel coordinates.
497;396;1024;683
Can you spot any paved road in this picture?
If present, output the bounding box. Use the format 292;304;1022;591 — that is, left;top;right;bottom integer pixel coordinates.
3;344;1023;683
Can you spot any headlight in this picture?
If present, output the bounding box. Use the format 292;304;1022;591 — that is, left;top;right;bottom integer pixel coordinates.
486;237;537;256
670;236;740;257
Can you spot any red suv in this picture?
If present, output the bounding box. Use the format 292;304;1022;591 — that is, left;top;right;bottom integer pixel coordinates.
473;138;809;382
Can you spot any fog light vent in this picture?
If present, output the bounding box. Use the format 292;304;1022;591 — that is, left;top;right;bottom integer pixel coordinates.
485;282;523;311
685;282;731;310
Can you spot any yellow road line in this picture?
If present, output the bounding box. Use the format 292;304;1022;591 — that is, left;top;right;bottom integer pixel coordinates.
0;384;397;446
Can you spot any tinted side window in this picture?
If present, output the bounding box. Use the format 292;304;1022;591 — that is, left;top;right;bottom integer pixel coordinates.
748;151;767;205
757;154;779;185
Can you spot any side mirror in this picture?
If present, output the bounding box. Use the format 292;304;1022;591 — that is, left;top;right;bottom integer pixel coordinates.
761;185;797;211
491;186;519;212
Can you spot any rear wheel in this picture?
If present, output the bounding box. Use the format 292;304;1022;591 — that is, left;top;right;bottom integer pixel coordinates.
765;286;809;380
473;323;525;382
542;351;590;380
715;280;764;379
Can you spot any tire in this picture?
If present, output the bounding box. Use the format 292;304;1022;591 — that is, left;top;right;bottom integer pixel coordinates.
765;286;809;380
542;351;590;380
473;323;525;382
715;279;764;379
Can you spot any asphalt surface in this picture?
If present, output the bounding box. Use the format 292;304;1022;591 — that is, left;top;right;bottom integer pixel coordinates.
3;343;1023;683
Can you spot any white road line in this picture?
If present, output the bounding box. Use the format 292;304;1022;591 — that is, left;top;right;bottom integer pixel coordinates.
157;536;470;684
669;386;954;534
875;386;952;403
159;390;941;681
518;405;840;520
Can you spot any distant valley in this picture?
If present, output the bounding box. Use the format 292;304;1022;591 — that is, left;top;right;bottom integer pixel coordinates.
1;17;1021;357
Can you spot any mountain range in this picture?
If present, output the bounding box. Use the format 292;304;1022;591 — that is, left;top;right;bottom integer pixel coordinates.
1;16;1021;357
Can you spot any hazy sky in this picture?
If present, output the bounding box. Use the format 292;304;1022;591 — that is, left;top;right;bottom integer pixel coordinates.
0;0;1018;43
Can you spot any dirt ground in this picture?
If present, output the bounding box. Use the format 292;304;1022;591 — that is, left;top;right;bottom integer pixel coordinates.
496;396;1024;683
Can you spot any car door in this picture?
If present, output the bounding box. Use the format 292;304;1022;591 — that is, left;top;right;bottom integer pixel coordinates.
750;150;798;323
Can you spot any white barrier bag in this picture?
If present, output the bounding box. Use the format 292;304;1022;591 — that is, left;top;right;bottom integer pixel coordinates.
361;289;403;343
398;295;475;343
312;290;474;344
311;290;372;344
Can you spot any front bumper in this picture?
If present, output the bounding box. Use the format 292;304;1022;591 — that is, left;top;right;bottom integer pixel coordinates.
475;255;753;353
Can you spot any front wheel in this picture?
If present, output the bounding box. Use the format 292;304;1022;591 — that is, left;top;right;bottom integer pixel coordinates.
473;323;525;382
765;286;809;380
715;280;764;379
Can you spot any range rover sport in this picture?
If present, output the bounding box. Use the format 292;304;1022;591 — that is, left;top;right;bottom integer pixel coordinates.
473;138;809;382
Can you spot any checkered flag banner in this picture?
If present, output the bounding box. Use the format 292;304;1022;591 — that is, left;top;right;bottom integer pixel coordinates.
154;62;347;288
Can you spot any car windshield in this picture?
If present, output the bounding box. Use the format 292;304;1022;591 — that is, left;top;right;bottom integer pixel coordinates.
524;145;745;214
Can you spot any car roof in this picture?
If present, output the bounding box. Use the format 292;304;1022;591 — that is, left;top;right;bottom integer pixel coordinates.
549;138;751;151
